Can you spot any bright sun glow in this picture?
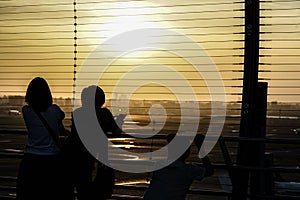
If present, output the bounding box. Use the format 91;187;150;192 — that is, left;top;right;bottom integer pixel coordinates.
89;1;166;42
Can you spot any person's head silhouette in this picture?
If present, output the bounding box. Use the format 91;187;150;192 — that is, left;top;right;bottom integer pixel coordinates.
81;85;105;109
167;134;191;162
25;77;53;112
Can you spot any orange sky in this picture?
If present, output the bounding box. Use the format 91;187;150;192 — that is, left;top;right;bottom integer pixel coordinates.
0;0;299;102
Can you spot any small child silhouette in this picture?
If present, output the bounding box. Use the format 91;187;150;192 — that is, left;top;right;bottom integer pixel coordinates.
143;134;213;200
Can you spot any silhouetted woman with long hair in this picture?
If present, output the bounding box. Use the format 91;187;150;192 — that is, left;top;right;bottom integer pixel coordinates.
16;77;65;200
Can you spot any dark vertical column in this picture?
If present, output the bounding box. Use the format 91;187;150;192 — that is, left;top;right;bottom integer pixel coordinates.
232;0;260;199
250;82;268;199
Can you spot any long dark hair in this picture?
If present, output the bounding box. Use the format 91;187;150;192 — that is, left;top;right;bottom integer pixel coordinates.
25;77;53;112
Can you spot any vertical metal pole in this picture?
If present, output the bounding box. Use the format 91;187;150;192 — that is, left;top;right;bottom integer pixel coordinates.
232;0;260;199
250;82;268;199
73;0;78;108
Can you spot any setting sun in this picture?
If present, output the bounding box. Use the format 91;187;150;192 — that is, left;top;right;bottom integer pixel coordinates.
80;1;165;39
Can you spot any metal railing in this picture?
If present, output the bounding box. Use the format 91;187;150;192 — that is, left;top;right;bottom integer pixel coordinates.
0;130;299;200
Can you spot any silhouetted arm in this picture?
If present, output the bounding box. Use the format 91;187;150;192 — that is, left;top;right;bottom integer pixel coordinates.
194;134;214;177
98;108;123;135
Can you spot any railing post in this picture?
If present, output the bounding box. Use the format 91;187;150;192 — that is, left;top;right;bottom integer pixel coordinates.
232;0;261;199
